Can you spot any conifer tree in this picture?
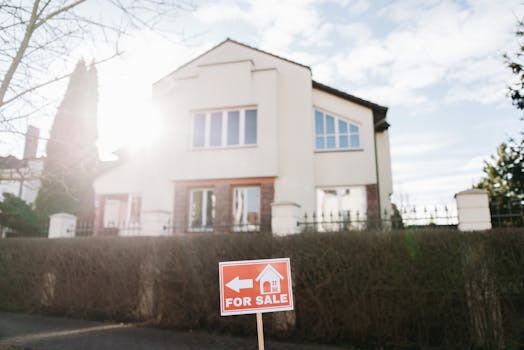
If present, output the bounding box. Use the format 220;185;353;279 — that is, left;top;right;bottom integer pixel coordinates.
35;60;99;222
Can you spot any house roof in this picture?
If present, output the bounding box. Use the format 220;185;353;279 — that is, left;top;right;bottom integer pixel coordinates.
312;80;389;132
255;264;284;282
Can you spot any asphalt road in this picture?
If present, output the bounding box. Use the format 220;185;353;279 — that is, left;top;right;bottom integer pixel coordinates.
0;311;346;350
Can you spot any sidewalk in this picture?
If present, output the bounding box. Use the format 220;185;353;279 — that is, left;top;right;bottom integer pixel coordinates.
0;311;346;350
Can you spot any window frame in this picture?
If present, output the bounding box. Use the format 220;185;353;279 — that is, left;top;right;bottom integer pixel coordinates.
314;109;361;151
188;188;215;232
191;107;257;149
232;186;261;232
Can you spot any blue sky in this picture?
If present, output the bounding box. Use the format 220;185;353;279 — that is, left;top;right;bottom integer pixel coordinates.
3;0;523;208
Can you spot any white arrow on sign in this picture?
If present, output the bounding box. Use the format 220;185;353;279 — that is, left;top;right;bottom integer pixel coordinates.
226;276;253;293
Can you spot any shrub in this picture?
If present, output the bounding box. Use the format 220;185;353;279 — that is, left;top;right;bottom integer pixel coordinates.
0;229;523;348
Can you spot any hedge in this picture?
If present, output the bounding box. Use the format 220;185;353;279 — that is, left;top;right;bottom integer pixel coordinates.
0;229;523;349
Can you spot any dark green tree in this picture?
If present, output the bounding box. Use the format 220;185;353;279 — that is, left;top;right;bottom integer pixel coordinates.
476;19;524;225
476;138;524;208
504;19;524;114
35;60;98;222
0;193;41;236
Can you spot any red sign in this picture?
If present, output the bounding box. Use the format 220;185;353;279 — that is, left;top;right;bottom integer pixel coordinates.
219;258;294;316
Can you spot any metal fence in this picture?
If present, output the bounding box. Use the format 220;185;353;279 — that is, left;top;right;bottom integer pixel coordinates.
490;201;524;228
298;205;459;232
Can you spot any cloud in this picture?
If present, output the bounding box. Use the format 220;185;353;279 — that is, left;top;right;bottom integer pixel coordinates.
329;0;523;106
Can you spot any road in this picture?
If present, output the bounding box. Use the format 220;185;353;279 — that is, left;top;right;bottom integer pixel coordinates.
0;311;346;350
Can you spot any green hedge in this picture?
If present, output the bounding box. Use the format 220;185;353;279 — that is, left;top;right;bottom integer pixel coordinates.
0;229;523;349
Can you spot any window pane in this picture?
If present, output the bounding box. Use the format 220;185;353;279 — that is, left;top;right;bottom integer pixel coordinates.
205;190;215;228
326;115;335;134
316;136;325;150
315;110;324;135
326;136;336;149
350;134;360;148
193;114;206;147
339;135;348;148
210;112;222;147
245;110;257;144
233;187;260;231
227;111;240;145
338;120;347;133
246;187;260;226
190;190;203;228
350;124;359;133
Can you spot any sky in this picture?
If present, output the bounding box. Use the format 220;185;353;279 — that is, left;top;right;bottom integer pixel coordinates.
3;0;524;209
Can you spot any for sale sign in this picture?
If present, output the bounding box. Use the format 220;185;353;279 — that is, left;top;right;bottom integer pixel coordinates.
219;258;294;316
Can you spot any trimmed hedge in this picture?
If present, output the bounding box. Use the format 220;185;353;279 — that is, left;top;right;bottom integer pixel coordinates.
0;229;523;349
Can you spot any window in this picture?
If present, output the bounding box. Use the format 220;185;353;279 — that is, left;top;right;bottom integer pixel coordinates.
189;189;215;231
316;186;367;230
232;187;260;231
192;108;257;148
315;110;360;150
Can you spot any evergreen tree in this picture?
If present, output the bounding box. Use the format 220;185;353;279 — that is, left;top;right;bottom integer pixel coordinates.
504;20;524;114
0;193;41;237
476;138;524;209
35;60;99;222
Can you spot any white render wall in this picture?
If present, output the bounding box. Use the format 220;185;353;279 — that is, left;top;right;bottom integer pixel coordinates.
312;89;377;186
375;130;393;215
154;41;316;214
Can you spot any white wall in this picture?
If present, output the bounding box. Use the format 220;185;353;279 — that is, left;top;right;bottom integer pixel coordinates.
312;89;377;187
375;130;393;215
155;41;316;213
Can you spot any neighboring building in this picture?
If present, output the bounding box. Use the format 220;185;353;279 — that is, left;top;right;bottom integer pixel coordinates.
94;39;393;236
0;126;43;204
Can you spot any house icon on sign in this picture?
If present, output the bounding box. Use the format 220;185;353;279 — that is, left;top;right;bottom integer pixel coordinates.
255;264;284;294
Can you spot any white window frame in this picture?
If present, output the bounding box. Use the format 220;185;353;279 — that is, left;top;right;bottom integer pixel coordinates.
189;188;215;231
232;186;261;232
191;107;257;149
314;109;361;151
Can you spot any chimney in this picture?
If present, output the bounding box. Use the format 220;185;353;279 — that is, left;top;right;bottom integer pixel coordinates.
23;125;39;159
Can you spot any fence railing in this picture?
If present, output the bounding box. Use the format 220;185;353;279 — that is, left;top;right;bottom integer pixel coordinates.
298;206;459;232
490;201;524;228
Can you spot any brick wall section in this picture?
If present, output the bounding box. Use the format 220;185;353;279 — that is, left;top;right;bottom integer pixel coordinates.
214;184;231;234
366;184;379;223
260;182;274;232
173;184;188;233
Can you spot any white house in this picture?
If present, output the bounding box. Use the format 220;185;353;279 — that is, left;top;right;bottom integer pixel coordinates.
94;39;393;236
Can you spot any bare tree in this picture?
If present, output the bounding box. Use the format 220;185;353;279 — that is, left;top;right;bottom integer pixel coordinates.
0;0;193;134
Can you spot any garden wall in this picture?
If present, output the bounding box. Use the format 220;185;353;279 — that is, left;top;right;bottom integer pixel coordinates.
0;229;523;349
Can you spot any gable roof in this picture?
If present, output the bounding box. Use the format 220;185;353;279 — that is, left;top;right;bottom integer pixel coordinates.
255;264;284;282
156;38;310;85
312;80;389;132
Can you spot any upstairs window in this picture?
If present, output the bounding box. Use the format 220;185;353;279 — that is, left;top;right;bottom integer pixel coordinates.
315;110;360;151
192;108;257;148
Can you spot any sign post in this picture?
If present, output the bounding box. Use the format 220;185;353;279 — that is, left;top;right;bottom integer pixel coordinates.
219;258;294;350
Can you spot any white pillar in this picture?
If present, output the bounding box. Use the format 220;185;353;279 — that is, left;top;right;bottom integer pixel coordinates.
141;210;171;236
455;189;492;231
48;213;77;238
271;201;302;236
